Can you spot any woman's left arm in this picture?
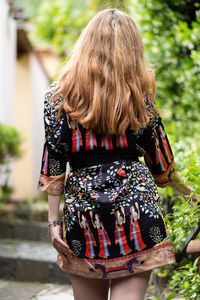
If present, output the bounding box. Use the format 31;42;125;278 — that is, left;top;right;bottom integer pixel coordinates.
48;194;61;223
37;83;72;260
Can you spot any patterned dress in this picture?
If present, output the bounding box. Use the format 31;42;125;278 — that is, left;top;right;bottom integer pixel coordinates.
38;82;176;279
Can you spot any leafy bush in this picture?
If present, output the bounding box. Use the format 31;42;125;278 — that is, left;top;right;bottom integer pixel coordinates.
0;123;22;204
31;0;96;55
131;1;200;297
30;0;130;55
0;123;22;164
169;258;200;299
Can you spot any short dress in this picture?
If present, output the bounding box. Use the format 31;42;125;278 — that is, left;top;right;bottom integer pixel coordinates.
38;82;176;279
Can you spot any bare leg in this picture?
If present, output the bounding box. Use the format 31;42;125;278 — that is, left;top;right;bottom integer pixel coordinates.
70;274;110;300
110;271;151;300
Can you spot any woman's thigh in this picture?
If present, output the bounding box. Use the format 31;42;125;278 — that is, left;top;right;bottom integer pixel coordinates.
110;270;151;300
70;273;110;300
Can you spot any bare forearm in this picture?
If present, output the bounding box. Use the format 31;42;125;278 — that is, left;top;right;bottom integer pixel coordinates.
48;195;61;222
168;170;193;197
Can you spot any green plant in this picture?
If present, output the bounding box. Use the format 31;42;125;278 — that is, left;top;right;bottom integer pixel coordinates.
0;123;22;164
166;198;200;252
31;0;96;55
30;0;131;55
0;183;13;204
0;123;22;204
130;1;200;297
169;258;200;299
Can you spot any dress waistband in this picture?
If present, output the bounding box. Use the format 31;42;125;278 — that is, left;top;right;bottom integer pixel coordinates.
69;150;139;170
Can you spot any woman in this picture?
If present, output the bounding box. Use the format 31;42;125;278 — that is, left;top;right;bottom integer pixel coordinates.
38;9;194;300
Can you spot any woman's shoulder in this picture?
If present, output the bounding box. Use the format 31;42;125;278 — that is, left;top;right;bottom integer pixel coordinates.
44;81;62;104
43;81;63;115
43;81;65;126
129;93;161;137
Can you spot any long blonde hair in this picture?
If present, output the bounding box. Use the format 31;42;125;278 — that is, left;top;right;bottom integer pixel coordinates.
53;8;157;135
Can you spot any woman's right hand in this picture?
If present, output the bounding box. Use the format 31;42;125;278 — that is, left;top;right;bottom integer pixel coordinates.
168;170;199;204
50;224;73;264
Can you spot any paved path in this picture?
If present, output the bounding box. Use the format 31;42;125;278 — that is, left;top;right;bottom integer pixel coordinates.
0;279;184;300
0;280;74;300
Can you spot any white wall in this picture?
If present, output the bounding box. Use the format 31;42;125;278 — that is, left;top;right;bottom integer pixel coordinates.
0;0;16;124
30;53;49;196
0;0;49;199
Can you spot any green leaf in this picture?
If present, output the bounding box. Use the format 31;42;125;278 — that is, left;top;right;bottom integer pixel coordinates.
166;293;178;300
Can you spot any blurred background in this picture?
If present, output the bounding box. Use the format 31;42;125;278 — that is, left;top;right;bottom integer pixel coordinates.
0;0;200;299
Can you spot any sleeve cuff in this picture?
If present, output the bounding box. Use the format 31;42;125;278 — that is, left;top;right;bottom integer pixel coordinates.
37;175;65;196
152;160;176;187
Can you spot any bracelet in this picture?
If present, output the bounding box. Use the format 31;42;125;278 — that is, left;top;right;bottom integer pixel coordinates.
47;220;61;238
48;220;61;227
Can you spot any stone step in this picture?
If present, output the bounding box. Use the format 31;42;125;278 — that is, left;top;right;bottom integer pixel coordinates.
0;220;50;242
0;239;70;284
0;202;63;222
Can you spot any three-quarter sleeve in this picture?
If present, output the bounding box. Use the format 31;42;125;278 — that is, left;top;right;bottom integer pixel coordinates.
136;99;176;187
37;82;68;196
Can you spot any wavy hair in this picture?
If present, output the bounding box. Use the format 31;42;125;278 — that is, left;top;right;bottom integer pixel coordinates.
52;8;157;135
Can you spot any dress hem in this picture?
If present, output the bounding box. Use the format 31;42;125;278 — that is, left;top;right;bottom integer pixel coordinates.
57;242;176;279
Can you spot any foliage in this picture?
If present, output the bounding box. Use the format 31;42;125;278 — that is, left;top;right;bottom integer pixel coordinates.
0;123;22;164
30;0;131;55
0;183;13;205
169;258;200;299
131;0;200;133
13;0;43;19
30;0;96;55
132;1;200;298
166;198;200;253
0;124;22;204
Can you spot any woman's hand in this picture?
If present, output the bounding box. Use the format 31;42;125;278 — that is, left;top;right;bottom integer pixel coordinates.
50;224;73;264
167;170;199;204
185;193;200;205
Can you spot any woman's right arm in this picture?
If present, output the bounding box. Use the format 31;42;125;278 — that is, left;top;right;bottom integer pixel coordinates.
135;97;195;201
167;170;196;201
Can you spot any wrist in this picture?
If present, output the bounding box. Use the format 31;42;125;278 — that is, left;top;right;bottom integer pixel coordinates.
48;216;60;223
180;185;193;197
48;220;61;228
48;220;61;226
47;219;61;238
48;219;60;223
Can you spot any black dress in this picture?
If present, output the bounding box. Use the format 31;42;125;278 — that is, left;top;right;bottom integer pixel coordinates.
38;82;176;279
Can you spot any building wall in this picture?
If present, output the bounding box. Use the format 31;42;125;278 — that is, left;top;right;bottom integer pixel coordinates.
0;0;16;124
30;54;49;196
0;1;49;200
13;54;33;200
12;53;49;200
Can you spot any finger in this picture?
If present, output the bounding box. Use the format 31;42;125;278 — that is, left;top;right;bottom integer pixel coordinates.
52;236;70;249
55;241;72;254
53;239;73;255
58;251;71;265
53;242;71;257
53;239;73;257
57;246;73;261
